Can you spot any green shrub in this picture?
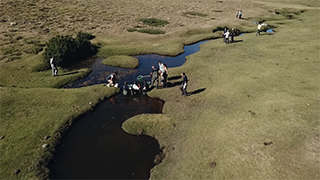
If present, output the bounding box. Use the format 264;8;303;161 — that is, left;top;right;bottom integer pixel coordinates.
43;32;97;68
184;11;208;17
127;28;137;32
137;29;166;34
139;18;169;27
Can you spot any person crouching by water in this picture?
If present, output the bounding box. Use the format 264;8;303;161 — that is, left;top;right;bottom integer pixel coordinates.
131;82;141;95
123;81;130;95
180;72;188;96
50;57;58;77
142;80;149;94
107;71;118;87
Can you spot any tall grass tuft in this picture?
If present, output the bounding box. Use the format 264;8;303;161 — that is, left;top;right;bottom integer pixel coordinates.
139;18;169;27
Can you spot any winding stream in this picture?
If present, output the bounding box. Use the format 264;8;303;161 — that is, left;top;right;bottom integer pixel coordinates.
49;40;209;179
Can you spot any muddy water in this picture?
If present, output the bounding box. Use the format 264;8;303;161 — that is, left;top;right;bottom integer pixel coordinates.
49;40;208;179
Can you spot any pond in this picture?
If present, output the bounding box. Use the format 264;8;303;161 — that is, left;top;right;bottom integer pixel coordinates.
49;40;209;179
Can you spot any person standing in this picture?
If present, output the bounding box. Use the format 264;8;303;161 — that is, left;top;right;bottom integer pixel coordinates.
239;10;243;19
236;10;239;18
256;23;262;35
50;57;58;77
224;29;230;44
150;65;159;88
230;28;236;43
162;63;169;88
180;73;188;96
222;28;227;43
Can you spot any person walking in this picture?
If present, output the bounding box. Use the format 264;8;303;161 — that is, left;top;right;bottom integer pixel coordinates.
50;57;58;77
150;65;159;88
180;72;188;96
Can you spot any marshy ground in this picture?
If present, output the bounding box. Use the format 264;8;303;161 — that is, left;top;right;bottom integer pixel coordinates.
0;0;319;179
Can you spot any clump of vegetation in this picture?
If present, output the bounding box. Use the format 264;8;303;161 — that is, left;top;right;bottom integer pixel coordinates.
127;28;166;35
184;11;207;17
102;55;139;69
139;18;169;27
43;31;97;69
137;29;165;34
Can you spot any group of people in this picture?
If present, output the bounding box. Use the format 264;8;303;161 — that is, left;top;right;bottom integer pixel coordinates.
222;28;236;44
106;60;189;96
236;10;243;19
150;61;169;89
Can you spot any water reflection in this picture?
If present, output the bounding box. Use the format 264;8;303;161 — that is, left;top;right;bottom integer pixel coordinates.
49;95;164;179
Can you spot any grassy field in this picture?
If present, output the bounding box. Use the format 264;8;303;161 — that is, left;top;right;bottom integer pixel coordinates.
0;0;319;179
123;4;320;180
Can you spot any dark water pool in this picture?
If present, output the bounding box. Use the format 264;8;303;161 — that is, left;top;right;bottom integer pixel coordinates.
49;95;164;179
49;40;209;179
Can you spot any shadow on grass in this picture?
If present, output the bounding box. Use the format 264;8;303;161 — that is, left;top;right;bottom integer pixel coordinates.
188;88;206;95
230;40;243;44
58;71;80;76
168;76;182;81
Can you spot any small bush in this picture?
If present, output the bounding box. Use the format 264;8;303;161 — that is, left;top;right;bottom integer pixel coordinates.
127;28;137;32
139;18;169;27
184;11;207;17
137;29;166;34
43;32;97;68
24;45;44;54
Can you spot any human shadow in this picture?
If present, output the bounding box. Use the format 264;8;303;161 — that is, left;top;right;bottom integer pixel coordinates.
188;88;206;95
168;76;182;81
166;81;182;88
230;40;243;44
58;71;80;76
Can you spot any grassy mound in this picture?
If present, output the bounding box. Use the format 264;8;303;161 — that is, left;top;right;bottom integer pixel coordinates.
101;55;139;69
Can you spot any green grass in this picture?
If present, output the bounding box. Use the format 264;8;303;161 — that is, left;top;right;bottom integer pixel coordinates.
138;18;169;27
184;11;208;17
101;55;139;69
0;0;319;179
123;9;320;180
0;85;119;179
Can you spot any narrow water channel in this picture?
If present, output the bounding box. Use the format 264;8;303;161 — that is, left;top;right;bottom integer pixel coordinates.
49;40;209;179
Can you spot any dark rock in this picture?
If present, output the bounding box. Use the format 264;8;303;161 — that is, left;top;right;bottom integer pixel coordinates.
209;161;217;168
264;142;273;146
13;169;21;175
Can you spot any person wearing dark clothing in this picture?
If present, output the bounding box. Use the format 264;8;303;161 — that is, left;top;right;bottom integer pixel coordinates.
239;10;243;19
150;65;159;88
142;80;149;94
230;28;236;43
180;73;188;96
123;81;130;95
162;63;169;88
